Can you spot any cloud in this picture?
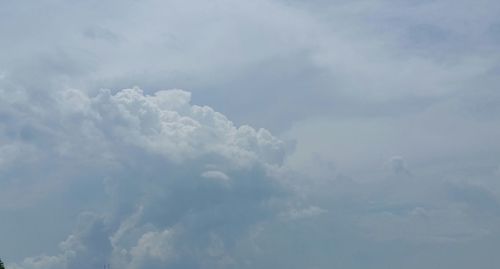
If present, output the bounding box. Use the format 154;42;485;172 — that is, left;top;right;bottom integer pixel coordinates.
0;87;291;269
2;0;498;132
2;0;500;268
387;156;411;176
201;170;231;182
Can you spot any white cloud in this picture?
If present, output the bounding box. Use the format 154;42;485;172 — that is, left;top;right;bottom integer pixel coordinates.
3;87;291;269
129;229;175;267
201;170;230;181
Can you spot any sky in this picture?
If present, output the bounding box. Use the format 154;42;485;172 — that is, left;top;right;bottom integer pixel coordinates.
1;0;500;268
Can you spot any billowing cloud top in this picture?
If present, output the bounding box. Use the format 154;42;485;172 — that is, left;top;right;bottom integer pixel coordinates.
57;87;285;166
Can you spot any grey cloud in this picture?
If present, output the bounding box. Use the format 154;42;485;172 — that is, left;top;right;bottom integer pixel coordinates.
1;0;499;135
388;156;411;176
83;26;120;43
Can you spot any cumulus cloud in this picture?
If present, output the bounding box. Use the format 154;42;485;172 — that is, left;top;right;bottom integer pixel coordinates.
0;87;291;269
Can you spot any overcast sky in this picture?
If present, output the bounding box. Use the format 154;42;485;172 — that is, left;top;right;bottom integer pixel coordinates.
1;0;500;268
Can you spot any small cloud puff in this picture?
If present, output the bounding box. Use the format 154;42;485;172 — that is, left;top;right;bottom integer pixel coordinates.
387;156;411;176
201;170;231;181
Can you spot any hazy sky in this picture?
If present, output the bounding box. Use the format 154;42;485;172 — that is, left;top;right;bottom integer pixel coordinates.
1;1;500;268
